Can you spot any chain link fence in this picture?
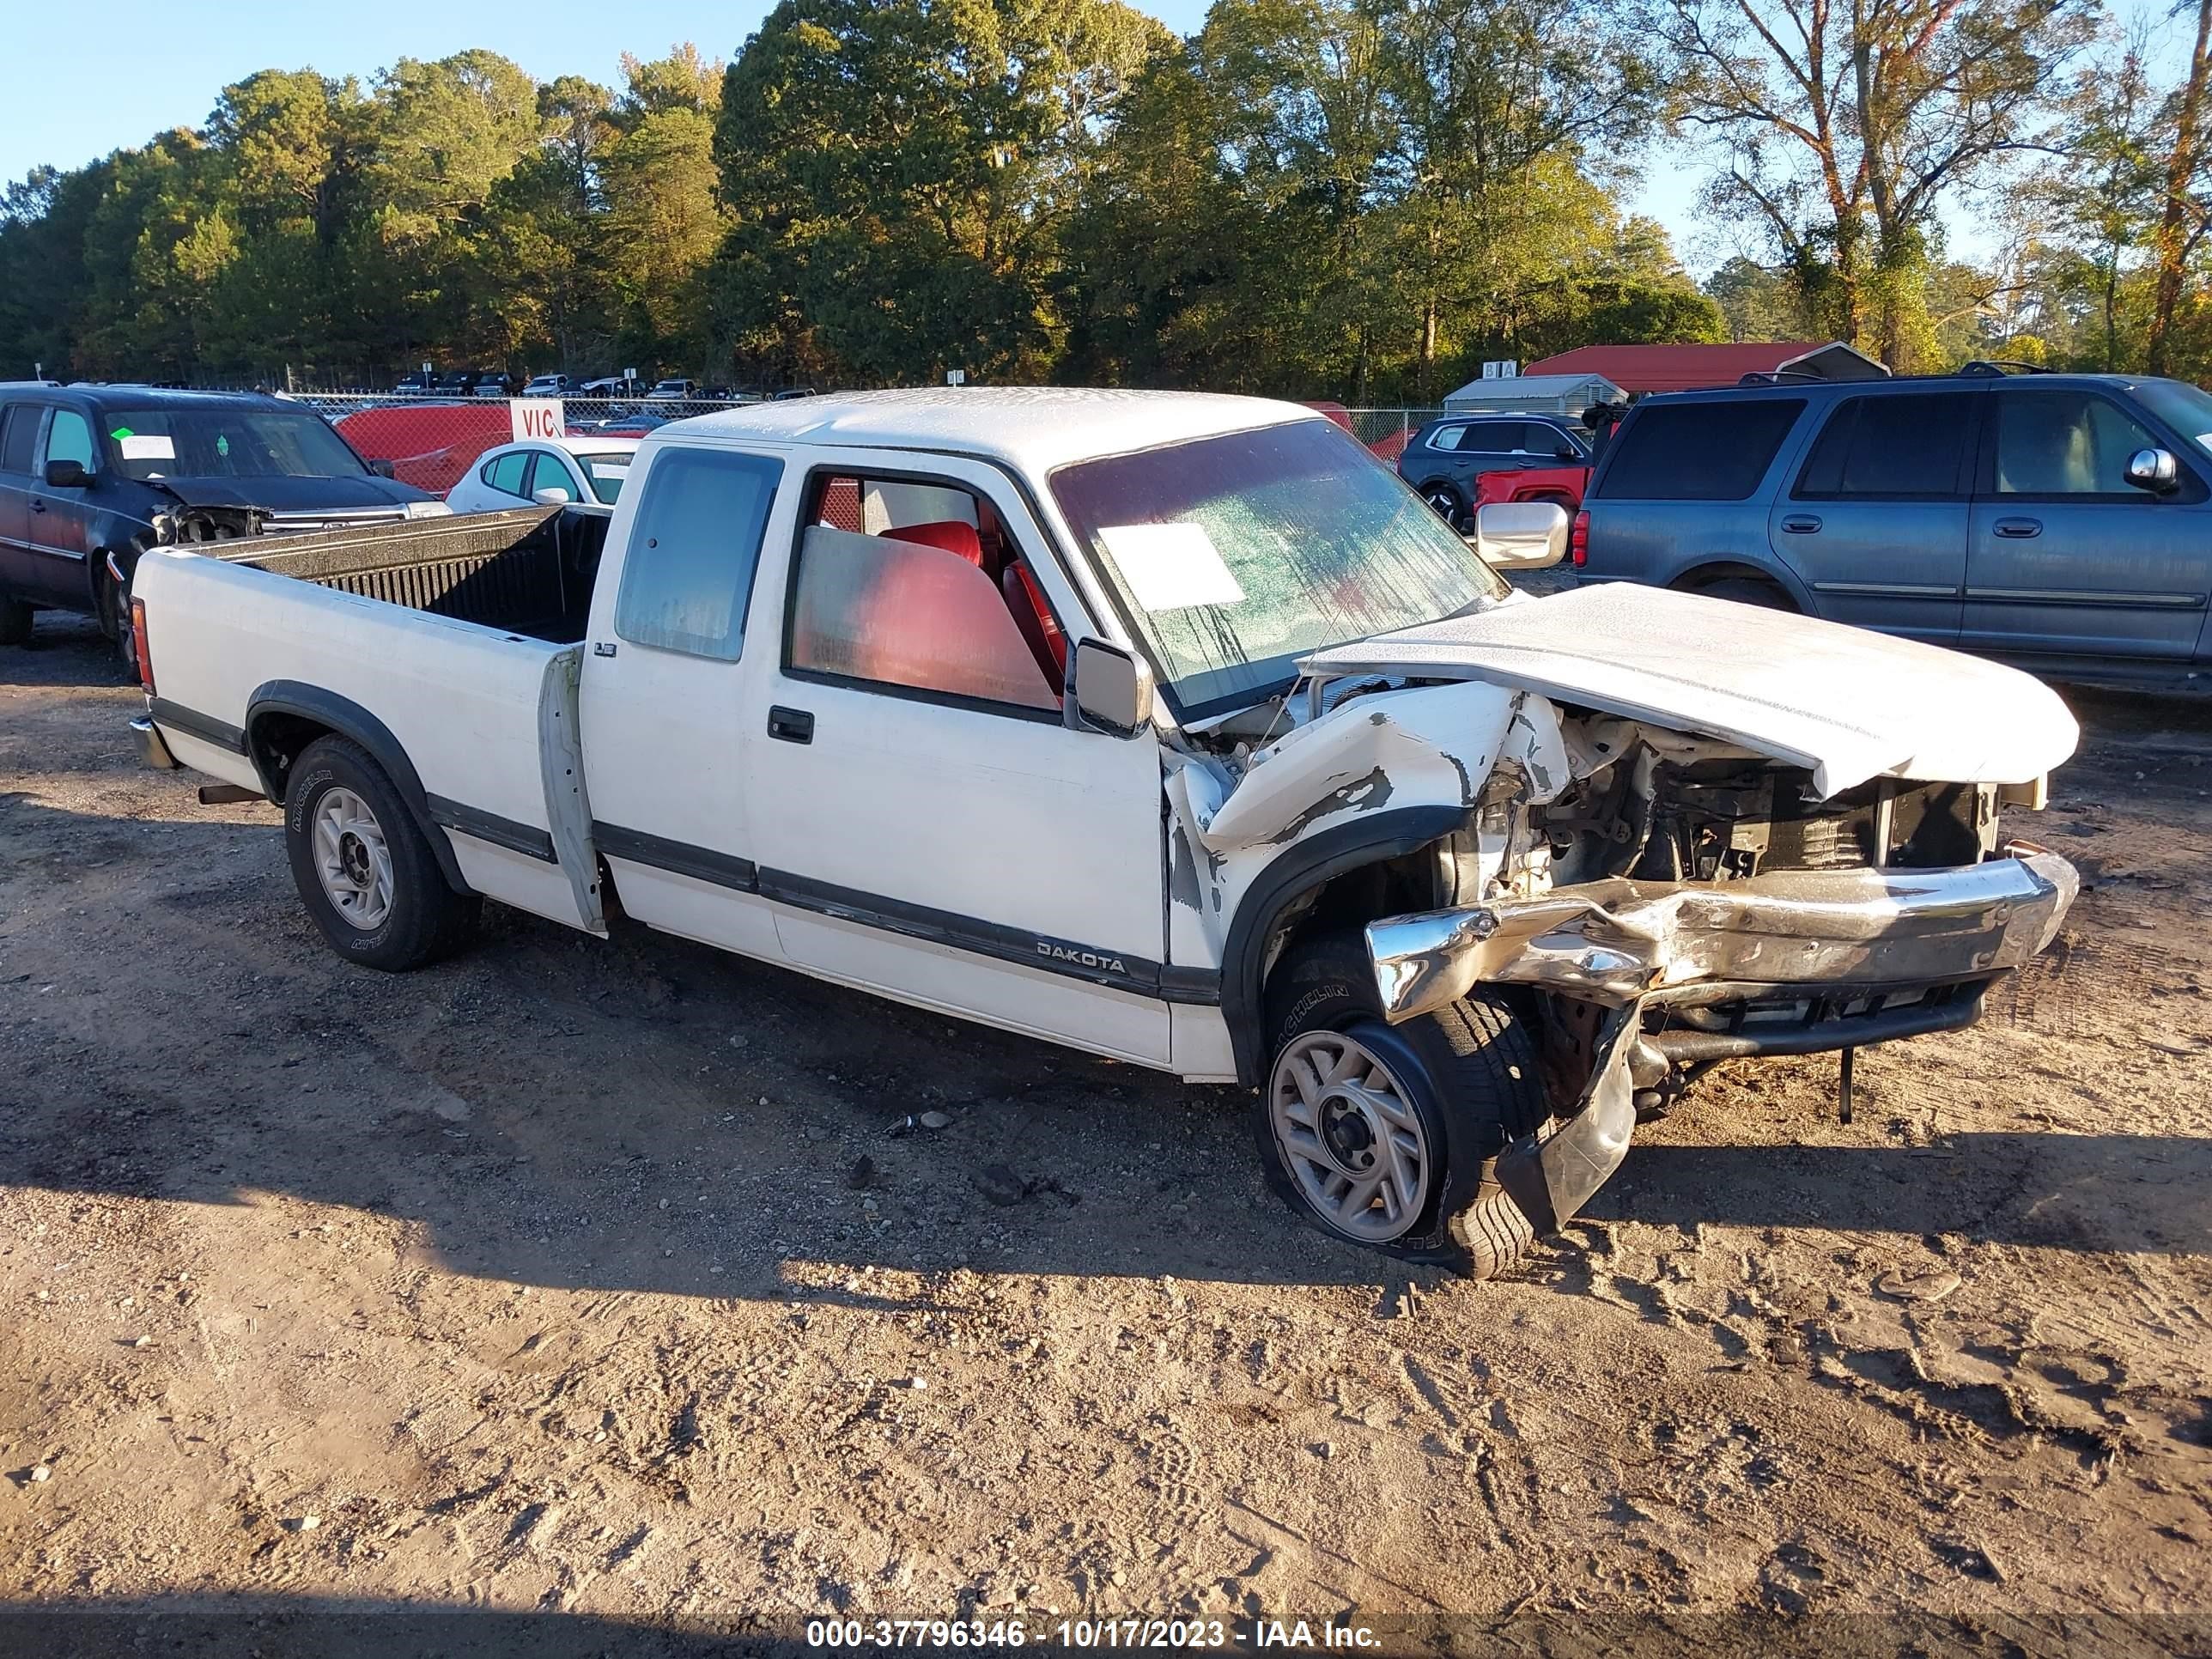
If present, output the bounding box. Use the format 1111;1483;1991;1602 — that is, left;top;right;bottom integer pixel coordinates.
260;391;1449;497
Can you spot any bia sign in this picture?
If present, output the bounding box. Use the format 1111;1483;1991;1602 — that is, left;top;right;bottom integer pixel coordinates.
511;398;565;441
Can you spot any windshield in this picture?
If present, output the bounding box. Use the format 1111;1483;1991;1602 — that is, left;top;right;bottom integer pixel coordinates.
574;451;632;504
104;408;369;481
2133;378;2212;454
1050;419;1510;715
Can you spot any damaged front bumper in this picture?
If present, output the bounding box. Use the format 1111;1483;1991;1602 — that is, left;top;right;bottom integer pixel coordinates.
1369;844;2078;1237
1367;844;2078;1024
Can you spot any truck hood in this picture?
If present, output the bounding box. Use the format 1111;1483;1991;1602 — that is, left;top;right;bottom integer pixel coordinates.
1299;582;2078;797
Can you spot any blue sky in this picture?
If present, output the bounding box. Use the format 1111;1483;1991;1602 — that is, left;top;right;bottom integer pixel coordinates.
3;0;1710;268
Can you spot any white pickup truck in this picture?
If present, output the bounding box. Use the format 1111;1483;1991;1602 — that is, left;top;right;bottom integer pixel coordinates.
129;389;2081;1273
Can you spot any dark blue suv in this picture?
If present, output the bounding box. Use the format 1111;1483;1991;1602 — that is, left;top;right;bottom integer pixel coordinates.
1574;367;2212;686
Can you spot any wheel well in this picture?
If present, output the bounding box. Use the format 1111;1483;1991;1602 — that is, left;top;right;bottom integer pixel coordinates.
248;711;337;805
1265;849;1442;982
1669;561;1787;595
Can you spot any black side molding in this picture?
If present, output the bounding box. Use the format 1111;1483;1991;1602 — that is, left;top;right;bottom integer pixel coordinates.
428;794;556;862
149;698;246;756
585;820;1221;1005
593;822;759;892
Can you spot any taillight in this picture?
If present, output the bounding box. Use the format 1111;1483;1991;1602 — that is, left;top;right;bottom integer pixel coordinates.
130;596;155;695
1570;510;1589;568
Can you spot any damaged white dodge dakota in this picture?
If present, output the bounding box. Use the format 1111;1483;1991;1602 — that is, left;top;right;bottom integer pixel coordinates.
125;388;2081;1273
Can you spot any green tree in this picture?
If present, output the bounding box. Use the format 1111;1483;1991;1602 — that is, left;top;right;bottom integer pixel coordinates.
714;0;1169;384
1660;0;2099;368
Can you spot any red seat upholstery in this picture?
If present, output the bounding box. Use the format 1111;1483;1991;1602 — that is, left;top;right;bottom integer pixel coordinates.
834;543;1060;710
882;519;984;568
1004;561;1067;686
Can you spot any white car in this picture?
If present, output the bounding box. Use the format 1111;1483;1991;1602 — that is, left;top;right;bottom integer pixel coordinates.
127;390;2080;1273
445;438;639;512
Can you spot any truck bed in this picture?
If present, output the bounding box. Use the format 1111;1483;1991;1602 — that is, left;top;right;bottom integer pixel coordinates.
218;504;609;644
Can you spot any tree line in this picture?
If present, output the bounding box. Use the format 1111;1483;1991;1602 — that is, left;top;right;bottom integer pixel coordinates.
3;0;2209;400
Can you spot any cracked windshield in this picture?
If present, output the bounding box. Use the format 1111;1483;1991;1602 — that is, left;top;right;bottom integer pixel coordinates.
1050;419;1507;714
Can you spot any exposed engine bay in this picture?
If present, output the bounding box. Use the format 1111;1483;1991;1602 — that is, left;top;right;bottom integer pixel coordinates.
1181;679;2008;914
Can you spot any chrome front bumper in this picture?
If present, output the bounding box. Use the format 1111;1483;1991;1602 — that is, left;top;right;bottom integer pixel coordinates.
131;714;179;771
1366;844;2078;1024
1388;845;2079;1238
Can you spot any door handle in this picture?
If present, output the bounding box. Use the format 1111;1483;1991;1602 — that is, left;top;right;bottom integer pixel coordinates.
28;500;46;514
1779;514;1821;534
1993;518;2042;539
767;705;814;744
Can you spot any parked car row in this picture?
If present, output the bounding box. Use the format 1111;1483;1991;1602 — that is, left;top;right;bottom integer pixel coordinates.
391;370;823;406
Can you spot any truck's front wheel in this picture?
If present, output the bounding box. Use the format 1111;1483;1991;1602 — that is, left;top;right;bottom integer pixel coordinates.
284;736;479;971
1258;934;1547;1276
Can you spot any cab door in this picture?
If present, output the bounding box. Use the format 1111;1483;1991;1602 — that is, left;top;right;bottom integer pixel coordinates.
738;452;1172;1064
578;440;791;960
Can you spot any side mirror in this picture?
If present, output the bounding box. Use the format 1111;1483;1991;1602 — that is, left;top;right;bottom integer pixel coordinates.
43;459;92;489
1066;637;1154;738
1468;501;1568;570
1553;442;1579;461
367;458;397;478
532;485;573;505
2125;447;2179;494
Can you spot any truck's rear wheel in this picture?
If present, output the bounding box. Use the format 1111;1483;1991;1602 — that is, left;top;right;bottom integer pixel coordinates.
284;735;478;971
0;598;30;647
1258;933;1547;1276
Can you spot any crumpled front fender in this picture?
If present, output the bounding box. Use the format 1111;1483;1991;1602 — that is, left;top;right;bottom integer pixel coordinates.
1494;1002;1642;1237
1365;844;2078;1024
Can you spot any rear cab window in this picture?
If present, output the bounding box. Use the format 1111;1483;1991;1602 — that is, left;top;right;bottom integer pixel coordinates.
612;447;784;660
1594;398;1806;501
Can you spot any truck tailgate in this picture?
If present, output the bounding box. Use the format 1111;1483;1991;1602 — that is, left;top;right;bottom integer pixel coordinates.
135;546;601;933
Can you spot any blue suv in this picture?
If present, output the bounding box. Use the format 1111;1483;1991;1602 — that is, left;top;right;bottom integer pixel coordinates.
1573;366;2212;686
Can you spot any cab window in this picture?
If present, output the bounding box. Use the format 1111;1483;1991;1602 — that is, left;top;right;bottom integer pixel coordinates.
786;471;1066;711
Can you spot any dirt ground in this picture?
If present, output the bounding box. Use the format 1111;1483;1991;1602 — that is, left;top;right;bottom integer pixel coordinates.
3;615;2209;1657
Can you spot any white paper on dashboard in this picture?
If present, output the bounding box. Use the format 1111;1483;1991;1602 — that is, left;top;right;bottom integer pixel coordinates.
589;462;629;480
1097;522;1246;611
118;434;176;460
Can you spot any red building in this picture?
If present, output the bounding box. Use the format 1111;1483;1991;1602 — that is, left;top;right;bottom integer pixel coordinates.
1519;341;1887;394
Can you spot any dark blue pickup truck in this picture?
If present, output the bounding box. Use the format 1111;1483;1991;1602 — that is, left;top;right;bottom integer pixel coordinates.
1572;367;2212;687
